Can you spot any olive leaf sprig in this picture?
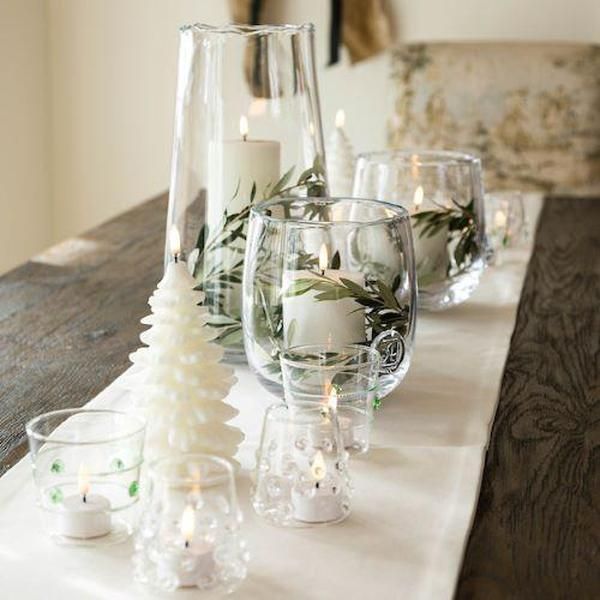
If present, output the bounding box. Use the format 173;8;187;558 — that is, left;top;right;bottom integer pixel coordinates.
284;268;410;338
411;198;479;273
192;156;326;347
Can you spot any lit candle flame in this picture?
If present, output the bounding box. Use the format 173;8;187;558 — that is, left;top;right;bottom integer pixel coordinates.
180;505;195;547
319;244;329;273
78;463;90;499
240;115;249;141
494;210;507;229
190;468;202;499
310;450;327;482
335;109;345;129
169;225;181;259
413;186;424;212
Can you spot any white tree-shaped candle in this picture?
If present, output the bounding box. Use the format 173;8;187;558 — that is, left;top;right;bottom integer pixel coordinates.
128;226;243;464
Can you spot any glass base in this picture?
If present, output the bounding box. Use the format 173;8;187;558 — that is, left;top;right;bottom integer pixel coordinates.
418;260;485;311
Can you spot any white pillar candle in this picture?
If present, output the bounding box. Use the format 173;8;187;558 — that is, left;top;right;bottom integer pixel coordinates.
411;186;450;282
207;115;281;226
56;464;111;539
157;505;216;587
291;451;344;523
282;245;366;347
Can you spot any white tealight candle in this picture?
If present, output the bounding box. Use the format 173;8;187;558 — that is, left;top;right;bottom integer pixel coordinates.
282;245;366;346
56;464;111;539
291;451;344;524
411;185;449;282
158;505;216;588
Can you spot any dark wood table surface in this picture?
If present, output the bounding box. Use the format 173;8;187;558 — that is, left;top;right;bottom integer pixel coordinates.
0;193;598;598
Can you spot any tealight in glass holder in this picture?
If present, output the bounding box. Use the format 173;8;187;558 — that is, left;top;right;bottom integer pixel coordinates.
26;409;146;546
280;344;381;454
251;403;352;527
353;150;487;310
484;190;527;264
133;454;248;593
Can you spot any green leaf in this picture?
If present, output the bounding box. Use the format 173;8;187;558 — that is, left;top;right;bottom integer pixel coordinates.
284;278;318;297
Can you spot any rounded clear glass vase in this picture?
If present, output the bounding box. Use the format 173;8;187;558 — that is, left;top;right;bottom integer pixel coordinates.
166;24;326;363
353;150;487;310
242;196;417;398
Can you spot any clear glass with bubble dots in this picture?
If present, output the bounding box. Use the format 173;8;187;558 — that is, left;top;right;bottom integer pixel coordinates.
251;403;352;528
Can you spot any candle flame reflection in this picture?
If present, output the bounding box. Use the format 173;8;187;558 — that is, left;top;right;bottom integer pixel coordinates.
494;210;507;229
310;451;327;481
78;463;90;499
335;109;345;129
180;505;195;546
328;386;338;412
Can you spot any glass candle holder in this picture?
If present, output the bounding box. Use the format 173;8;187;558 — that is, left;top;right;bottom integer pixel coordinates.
26;409;146;546
280;344;381;454
166;23;326;364
251;403;352;527
133;454;248;593
353;150;487;310
243;196;417;398
484;190;527;264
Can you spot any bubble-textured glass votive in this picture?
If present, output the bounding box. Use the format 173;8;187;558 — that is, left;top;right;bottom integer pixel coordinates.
26;409;146;546
354;150;487;310
280;344;381;454
484;190;527;264
251;403;352;528
133;454;248;593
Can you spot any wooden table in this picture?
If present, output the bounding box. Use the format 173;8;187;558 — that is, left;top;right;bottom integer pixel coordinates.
1;194;598;598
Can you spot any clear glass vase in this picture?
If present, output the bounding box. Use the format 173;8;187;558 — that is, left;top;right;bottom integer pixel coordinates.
243;196;417;398
165;24;326;363
353;151;487;310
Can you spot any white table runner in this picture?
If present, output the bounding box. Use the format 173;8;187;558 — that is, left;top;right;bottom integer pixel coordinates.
0;200;541;599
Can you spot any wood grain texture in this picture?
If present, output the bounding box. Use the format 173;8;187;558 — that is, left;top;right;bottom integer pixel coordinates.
0;193;167;475
456;197;600;600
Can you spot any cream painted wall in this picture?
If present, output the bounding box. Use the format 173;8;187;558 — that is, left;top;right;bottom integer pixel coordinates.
0;0;51;274
1;0;599;272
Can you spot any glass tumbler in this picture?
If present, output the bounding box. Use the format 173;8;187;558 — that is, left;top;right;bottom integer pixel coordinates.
165;23;327;363
280;344;381;454
243;196;417;397
133;454;248;593
353;150;486;310
26;409;146;546
251;403;352;527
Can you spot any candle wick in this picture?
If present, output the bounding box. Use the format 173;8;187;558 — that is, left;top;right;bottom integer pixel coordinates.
174;253;179;264
82;494;87;504
184;540;190;549
242;133;247;142
315;481;320;490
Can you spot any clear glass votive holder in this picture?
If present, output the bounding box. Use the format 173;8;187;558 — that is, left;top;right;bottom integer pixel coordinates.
251;403;352;528
26;408;146;546
484;190;527;264
280;344;381;455
133;454;248;593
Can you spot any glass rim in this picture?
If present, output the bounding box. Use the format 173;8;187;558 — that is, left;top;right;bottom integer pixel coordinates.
280;343;381;371
26;408;146;446
251;196;410;226
148;453;235;487
357;149;481;168
183;23;314;37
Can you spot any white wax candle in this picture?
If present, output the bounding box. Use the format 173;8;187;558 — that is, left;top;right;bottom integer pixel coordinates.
291;485;345;523
157;543;216;588
207;116;281;226
56;494;111;539
326;109;355;197
411;187;449;282
282;268;366;347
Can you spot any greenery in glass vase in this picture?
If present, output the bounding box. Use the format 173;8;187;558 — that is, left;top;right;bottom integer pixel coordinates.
411;198;480;275
192;156;326;347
